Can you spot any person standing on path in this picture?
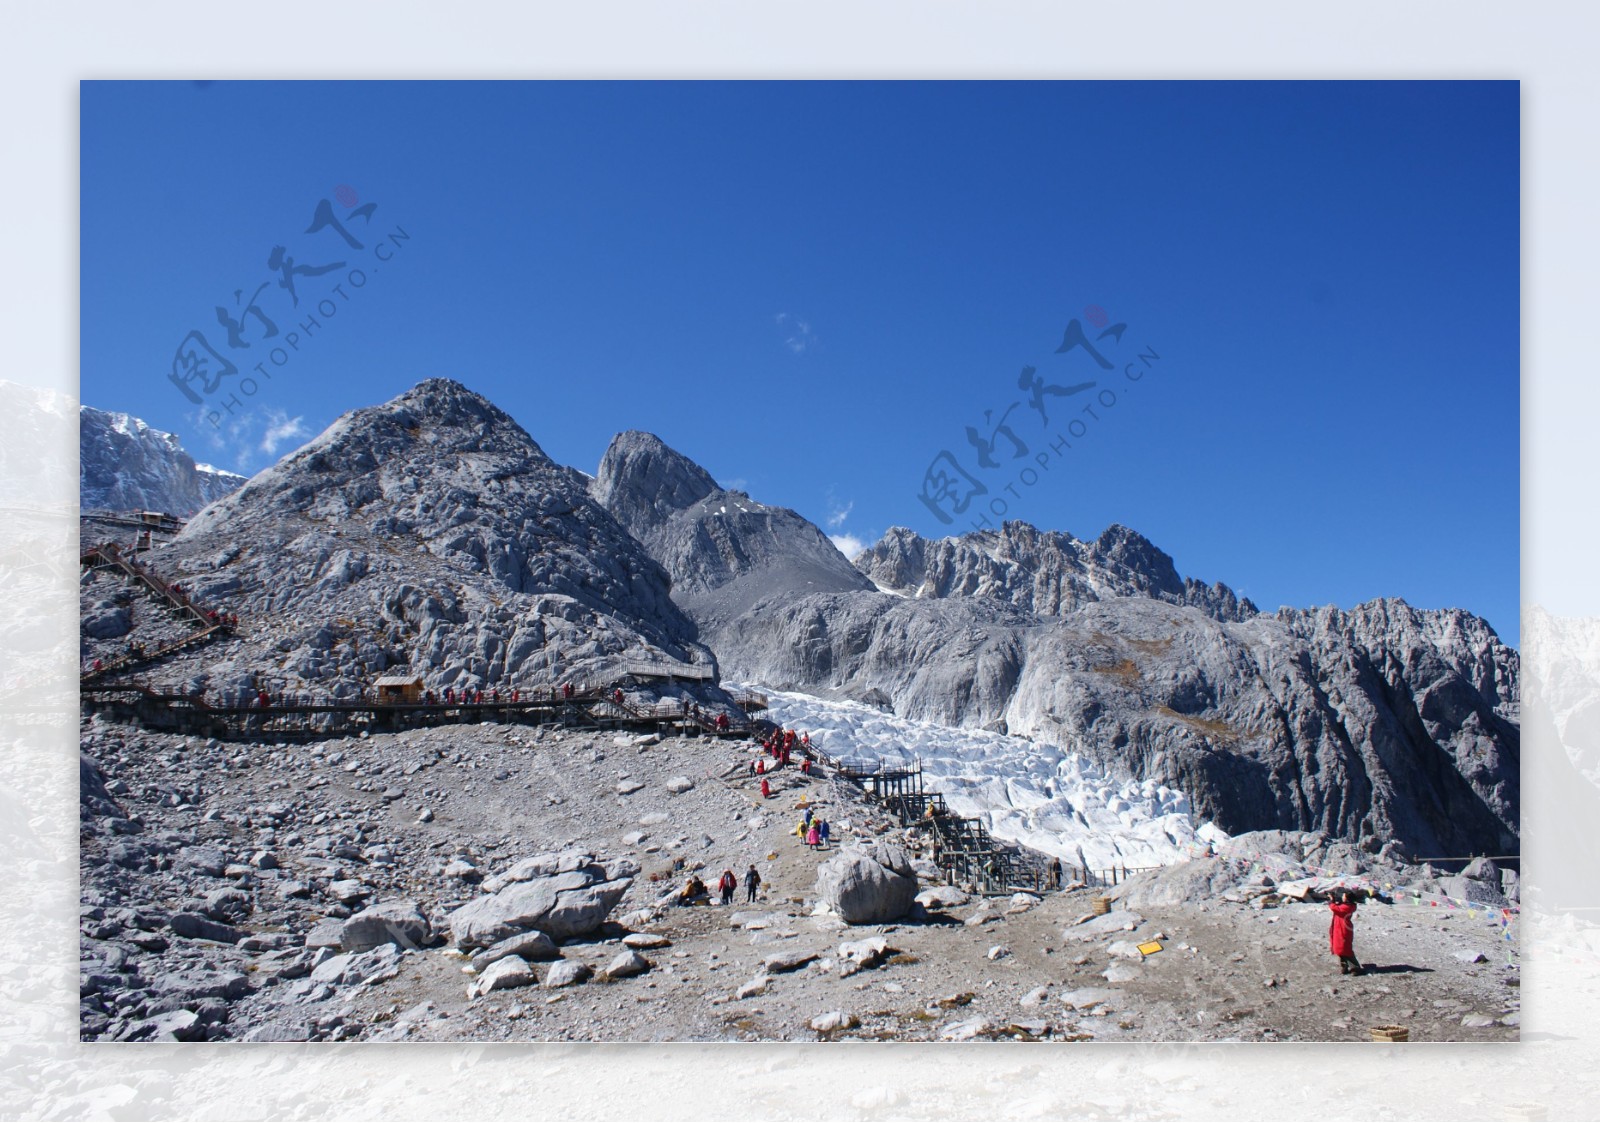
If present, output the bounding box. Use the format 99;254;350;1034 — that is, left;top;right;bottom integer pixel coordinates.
760;777;771;800
818;819;830;849
744;865;761;903
1329;888;1363;975
718;869;737;906
805;823;820;849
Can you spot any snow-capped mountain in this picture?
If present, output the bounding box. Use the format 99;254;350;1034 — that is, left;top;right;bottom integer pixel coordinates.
80;405;246;516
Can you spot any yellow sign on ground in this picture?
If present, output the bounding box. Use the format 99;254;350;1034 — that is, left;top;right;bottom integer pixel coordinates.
1137;940;1164;956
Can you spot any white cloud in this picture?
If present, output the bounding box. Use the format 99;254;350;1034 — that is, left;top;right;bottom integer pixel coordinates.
260;410;311;457
775;311;817;354
826;499;853;530
830;533;867;560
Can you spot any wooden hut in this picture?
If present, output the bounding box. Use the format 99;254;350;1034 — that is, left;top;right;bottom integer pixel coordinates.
374;673;425;704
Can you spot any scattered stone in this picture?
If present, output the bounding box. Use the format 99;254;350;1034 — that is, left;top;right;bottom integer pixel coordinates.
310;943;402;987
602;950;651;979
914;886;969;910
543;960;591;989
665;776;695;794
810;1011;858;1033
941;1016;997;1041
340;899;431;952
471;954;537;998
328;879;371;905
622;933;672;950
472;929;560;968
168;912;245;944
763;948;819;974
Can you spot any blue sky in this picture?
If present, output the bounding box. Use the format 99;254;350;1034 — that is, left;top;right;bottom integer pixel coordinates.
80;80;1520;643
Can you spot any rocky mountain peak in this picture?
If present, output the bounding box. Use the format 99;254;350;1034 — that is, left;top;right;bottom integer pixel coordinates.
160;379;712;701
854;518;1256;623
592;430;719;536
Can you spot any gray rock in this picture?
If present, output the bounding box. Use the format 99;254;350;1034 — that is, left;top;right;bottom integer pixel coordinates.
838;937;889;968
327;879;371;905
443;858;480;882
621;932;671;949
340;899;431;952
1059;987;1121;1010
763;948;819;974
202;888;253;924
810;1011;858;1033
168;912;245;944
1072;910;1145;939
470;954;537;998
243;1022;312;1042
665;776;695;794
941;1017;998;1041
139;1009;204;1041
736;975;770;999
1438;875;1508;907
179;847;228;877
915;885;970;910
305;919;345;950
447;853;633;949
472;929;560;967
310;943;402;987
602;950;651;979
815;842;917;925
152;969;250;1005
542;960;590;989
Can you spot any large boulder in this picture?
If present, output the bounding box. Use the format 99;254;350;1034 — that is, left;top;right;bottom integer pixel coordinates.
447;852;634;949
815;842;918;925
340;899;432;952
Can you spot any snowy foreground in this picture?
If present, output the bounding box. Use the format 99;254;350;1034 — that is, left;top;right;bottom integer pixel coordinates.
748;685;1226;869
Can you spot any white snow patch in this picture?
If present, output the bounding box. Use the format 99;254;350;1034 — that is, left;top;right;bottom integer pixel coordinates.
744;685;1225;870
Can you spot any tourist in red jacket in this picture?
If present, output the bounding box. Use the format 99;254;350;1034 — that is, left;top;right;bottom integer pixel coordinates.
1329;889;1363;975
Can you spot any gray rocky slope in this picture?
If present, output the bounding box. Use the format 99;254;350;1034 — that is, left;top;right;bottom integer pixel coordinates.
145;380;715;702
81;404;246;516
592;433;1519;859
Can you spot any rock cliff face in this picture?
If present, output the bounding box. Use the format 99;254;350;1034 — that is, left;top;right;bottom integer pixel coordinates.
717;591;1519;857
857;523;1256;623
80;405;246;516
592;433;1518;858
156;380;713;701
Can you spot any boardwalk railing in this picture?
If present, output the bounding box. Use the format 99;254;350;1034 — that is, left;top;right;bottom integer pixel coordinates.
79;679;763;744
816;753;1064;897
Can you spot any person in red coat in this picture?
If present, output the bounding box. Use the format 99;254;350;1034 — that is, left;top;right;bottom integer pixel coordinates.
1328;889;1363;975
760;778;771;799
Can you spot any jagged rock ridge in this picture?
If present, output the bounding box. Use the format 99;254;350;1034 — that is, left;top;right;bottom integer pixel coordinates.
858;522;1256;623
81;405;246;516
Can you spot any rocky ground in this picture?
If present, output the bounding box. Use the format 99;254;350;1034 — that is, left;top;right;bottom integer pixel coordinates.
79;715;1519;1044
